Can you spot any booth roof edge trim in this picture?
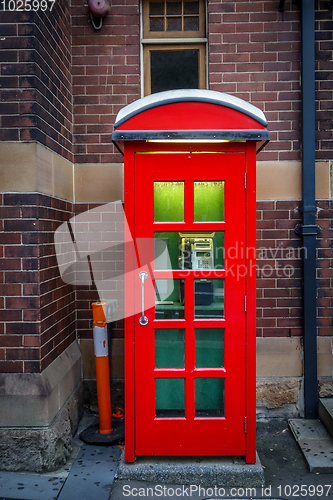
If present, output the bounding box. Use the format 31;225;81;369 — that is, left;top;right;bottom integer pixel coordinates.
111;129;270;142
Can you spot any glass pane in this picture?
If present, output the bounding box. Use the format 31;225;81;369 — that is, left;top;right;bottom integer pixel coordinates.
150;1;164;15
184;15;199;30
194;279;224;318
156;378;185;417
155;231;224;270
195;329;224;368
167;16;182;31
155;279;184;319
195;378;224;417
154;237;171;270
150;17;164;31
194;181;225;222
166;1;181;14
150;50;199;94
155;329;185;368
154;181;184;222
184;1;199;14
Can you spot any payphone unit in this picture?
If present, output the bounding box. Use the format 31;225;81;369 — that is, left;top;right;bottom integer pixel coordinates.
179;232;215;306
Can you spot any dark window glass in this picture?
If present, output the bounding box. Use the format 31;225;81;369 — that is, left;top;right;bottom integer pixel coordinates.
150;17;164;31
167;17;182;30
166;1;181;14
184;16;199;30
184;1;199;14
150;2;164;15
150;50;199;94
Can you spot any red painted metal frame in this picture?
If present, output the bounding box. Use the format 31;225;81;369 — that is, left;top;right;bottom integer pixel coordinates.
245;142;257;464
123;142;259;461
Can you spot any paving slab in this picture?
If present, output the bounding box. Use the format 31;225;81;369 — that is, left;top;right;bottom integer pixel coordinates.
0;440;82;500
57;443;121;500
319;398;333;439
117;451;264;487
289;418;333;473
0;472;65;500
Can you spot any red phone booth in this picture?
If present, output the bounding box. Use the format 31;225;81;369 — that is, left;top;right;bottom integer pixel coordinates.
112;90;269;464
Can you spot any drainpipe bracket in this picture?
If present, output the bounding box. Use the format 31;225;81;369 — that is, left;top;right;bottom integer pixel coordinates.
294;224;321;236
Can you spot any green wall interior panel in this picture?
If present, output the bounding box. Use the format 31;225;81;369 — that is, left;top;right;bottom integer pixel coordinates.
195;329;224;368
155;329;185;368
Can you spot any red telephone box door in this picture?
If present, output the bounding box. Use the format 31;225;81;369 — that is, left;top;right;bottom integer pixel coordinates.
134;151;246;456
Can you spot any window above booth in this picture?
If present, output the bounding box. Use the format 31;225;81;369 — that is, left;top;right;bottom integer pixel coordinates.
143;0;205;39
141;0;207;96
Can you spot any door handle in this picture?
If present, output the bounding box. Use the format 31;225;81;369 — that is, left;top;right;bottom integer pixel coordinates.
139;271;148;325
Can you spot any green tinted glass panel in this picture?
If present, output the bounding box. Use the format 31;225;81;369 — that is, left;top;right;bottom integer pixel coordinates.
155;329;185;368
155;279;184;319
195;329;224;368
195;378;224;417
154;231;224;270
154;182;184;222
194;181;224;222
194;279;224;319
155;378;185;417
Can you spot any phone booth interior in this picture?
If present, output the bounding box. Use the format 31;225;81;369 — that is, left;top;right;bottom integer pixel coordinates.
112;90;270;464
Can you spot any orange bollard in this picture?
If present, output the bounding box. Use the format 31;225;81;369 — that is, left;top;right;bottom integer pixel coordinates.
92;302;113;434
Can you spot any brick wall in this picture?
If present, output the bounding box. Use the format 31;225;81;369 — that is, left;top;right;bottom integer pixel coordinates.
208;0;302;164
72;202;124;342
315;3;333;159
256;199;333;340
0;1;332;375
208;0;333;161
317;199;333;337
256;201;303;338
0;0;73;160
71;0;140;164
0;1;332;163
0;194;75;373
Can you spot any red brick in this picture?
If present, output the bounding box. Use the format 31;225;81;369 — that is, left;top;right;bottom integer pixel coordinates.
6;348;40;361
24;336;41;347
0;361;23;373
0;336;23;348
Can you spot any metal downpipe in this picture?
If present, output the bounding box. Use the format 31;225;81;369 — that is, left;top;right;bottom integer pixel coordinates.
299;0;320;419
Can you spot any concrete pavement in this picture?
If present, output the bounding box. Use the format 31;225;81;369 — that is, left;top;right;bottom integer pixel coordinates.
1;417;333;500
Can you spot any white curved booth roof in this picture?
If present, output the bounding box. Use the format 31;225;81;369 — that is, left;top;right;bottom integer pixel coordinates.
114;89;268;129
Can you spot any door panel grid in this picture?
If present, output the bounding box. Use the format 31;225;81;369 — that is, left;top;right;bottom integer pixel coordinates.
134;152;245;456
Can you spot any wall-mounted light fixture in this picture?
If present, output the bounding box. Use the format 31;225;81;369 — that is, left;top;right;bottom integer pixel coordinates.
88;0;110;31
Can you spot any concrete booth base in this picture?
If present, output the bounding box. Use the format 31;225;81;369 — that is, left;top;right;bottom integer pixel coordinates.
0;342;83;472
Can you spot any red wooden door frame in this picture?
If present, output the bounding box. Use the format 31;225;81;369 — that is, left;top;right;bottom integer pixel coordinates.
124;142;257;464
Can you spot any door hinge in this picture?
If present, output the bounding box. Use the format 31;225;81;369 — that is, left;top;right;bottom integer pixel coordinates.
244;172;247;189
244;295;247;312
245;417;247;433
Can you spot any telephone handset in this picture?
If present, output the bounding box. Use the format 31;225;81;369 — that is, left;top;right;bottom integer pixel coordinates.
178;233;215;306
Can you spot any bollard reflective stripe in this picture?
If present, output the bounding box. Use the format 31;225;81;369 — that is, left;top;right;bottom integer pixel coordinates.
93;325;108;357
92;302;113;435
